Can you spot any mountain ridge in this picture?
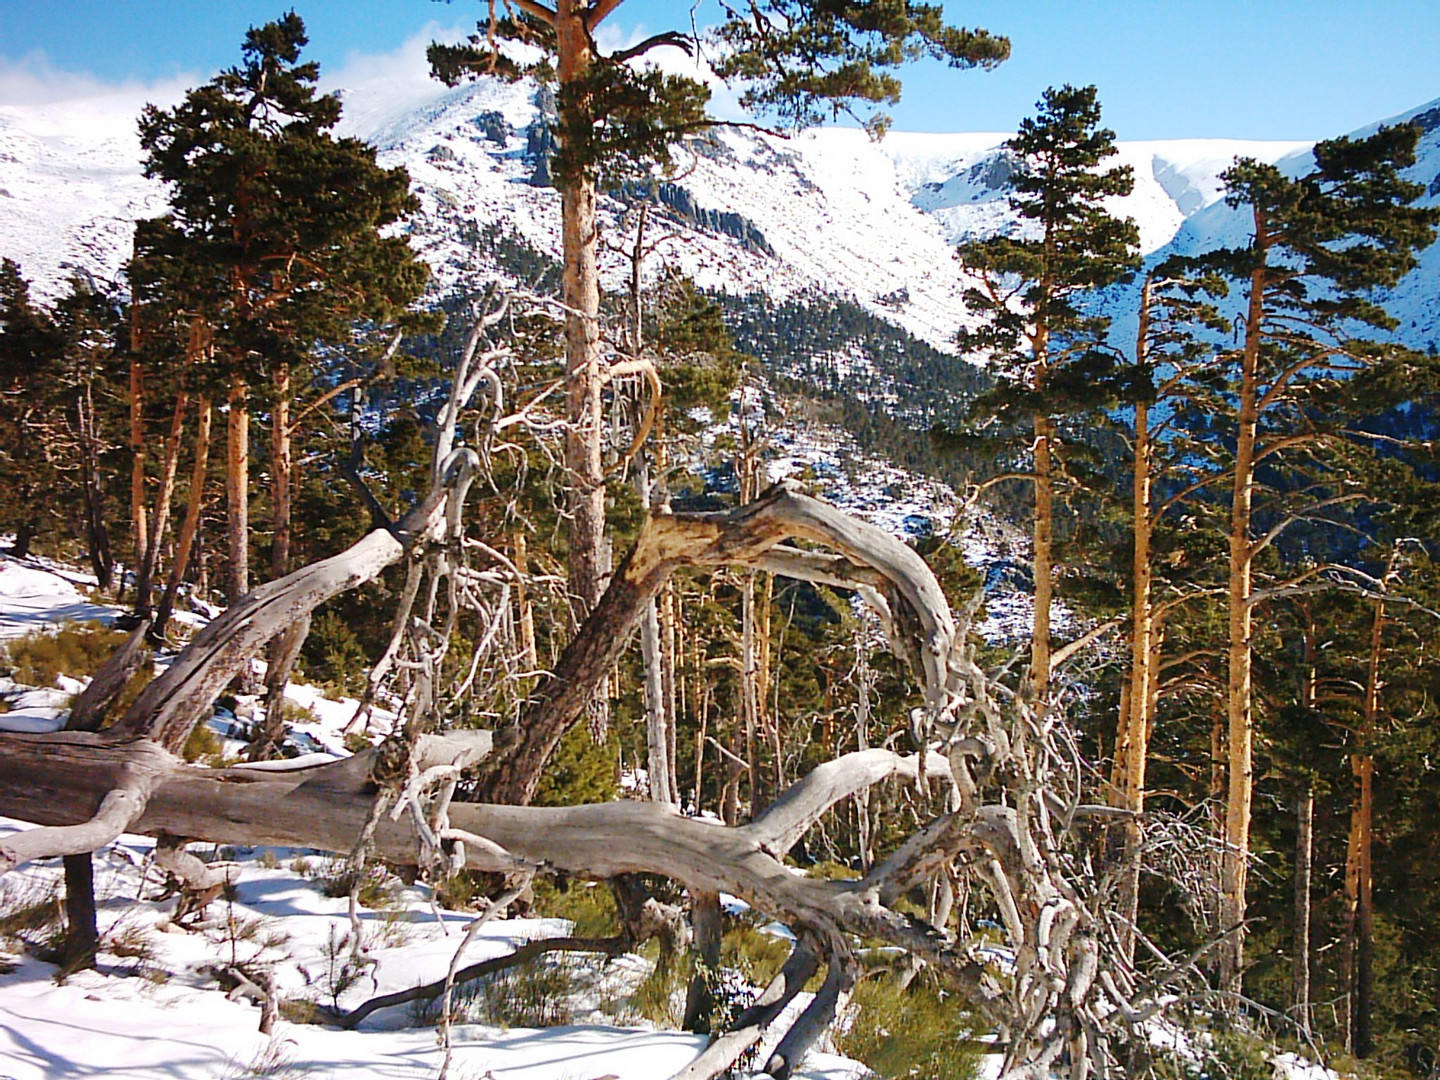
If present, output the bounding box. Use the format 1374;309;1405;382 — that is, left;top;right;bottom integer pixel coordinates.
1;61;1437;350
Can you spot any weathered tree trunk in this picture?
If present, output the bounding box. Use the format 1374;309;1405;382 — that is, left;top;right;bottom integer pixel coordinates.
1219;229;1268;997
513;531;538;674
855;637;875;873
1031;407;1053;700
76;381;114;590
155;394;213;637
249;613;312;762
129;349;148;600
631;450;675;805
61;852;98;971
480;483;959;806
0;476;1168;1080
225;377;249;603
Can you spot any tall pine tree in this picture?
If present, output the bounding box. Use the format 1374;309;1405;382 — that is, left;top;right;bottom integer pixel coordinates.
137;14;428;605
1190;123;1438;998
953;84;1140;701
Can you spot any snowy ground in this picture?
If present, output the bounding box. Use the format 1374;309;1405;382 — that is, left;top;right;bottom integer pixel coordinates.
0;553;869;1080
0;821;725;1080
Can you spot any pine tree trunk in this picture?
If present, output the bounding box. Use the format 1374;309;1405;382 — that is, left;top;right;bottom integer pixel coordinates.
1292;618;1317;1038
683;890;722;1032
1293;782;1313;1038
662;580;679;805
155;395;212;637
556;0;605;621
226;378;249;603
1353;593;1384;1058
77;381;113;590
1219;235;1268;998
1113;280;1157;960
760;572;781;795
9;521;35;560
742;569;760;814
1115;388;1153;960
136;391;189;619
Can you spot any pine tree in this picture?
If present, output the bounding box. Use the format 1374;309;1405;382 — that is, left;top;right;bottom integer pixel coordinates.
1189;122;1439;998
952;84;1140;701
137;14;428;606
429;1;1009;726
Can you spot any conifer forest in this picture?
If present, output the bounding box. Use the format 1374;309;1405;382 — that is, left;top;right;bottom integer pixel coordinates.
0;6;1438;1080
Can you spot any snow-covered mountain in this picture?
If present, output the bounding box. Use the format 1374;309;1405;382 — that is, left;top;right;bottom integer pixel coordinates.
2;55;1437;351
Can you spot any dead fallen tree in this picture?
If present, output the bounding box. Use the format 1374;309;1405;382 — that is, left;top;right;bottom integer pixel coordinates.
0;474;1184;1079
0;288;1187;1080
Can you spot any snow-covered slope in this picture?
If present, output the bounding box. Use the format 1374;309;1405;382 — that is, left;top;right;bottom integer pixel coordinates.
3;46;1436;350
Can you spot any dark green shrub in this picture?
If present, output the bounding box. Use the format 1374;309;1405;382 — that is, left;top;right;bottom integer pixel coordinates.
835;971;982;1080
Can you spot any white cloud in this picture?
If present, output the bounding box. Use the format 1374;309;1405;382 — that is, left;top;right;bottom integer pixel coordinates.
0;51;194;111
321;21;469;102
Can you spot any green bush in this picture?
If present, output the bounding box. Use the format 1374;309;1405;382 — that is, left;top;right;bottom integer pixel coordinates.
834;971;982;1080
530;877;618;937
1150;1024;1276;1080
531;724;618;807
2;622;153;705
419;953;581;1029
298;610;369;696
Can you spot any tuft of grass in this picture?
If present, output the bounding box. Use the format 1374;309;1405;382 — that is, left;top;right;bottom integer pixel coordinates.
721;924;793;991
279;997;330;1026
306;857;397;909
277;698;318;727
182;722;223;763
0;879;64;955
373;907;414;949
105;924;156;962
449;953;581;1029
628;948;692;1029
834;971;982;1080
222;1039;315;1079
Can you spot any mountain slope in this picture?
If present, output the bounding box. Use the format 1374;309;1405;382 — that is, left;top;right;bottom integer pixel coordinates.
9;52;1407;353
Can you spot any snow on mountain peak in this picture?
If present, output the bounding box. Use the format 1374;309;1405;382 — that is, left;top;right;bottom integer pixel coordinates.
1;44;1436;349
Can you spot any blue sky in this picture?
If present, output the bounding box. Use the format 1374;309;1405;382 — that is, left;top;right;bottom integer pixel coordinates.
2;1;1437;140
